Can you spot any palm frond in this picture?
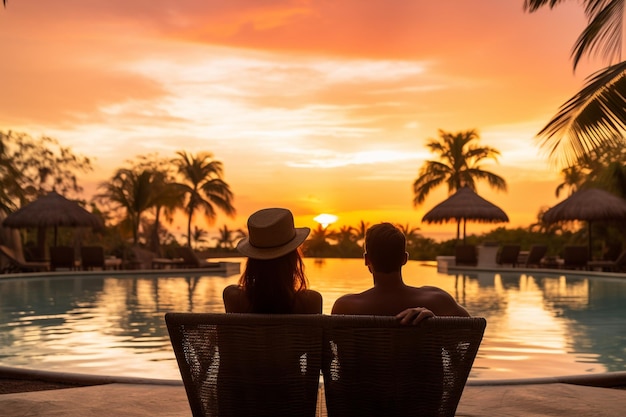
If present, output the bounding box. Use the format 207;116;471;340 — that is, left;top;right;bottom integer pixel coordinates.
523;0;566;12
537;61;626;167
572;0;624;69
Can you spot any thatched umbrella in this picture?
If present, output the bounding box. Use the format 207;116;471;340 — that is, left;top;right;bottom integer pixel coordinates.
2;191;103;250
542;188;626;258
422;186;509;242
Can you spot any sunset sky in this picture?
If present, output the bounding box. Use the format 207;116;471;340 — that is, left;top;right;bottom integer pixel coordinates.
0;1;602;241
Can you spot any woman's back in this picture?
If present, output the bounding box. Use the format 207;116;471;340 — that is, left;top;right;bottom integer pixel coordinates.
223;284;322;314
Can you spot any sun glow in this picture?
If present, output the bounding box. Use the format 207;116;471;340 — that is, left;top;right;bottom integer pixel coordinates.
313;213;338;228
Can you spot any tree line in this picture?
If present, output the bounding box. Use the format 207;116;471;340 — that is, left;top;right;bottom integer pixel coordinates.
0;131;236;261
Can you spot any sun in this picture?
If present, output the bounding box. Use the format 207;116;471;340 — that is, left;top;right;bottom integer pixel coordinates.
313;213;338;228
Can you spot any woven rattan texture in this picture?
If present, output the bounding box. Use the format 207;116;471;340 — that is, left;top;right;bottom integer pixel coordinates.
166;313;485;417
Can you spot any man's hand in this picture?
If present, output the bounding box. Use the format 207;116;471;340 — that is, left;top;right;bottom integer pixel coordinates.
395;307;435;325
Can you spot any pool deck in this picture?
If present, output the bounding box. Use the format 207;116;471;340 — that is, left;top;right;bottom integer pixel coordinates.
1;367;625;416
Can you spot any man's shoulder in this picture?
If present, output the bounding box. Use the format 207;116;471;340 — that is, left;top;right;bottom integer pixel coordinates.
407;285;451;295
331;292;366;314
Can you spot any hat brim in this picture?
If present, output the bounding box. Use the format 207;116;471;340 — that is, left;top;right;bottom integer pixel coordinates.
236;227;310;260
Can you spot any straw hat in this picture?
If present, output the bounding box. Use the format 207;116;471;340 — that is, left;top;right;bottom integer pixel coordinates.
237;208;310;260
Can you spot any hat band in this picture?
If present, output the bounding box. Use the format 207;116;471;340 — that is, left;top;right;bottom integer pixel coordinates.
249;230;296;249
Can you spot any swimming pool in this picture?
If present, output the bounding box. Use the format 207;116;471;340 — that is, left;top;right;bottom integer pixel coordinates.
0;257;624;381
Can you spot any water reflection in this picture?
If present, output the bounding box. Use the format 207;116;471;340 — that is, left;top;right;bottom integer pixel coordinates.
0;260;624;381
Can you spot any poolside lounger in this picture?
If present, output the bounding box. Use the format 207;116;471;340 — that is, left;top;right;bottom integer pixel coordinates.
0;244;50;273
588;250;626;272
166;313;486;417
455;244;478;267
561;245;589;270
497;244;521;267
49;246;77;271
323;315;486;417
524;245;547;268
174;246;225;269
166;313;323;417
80;246;105;270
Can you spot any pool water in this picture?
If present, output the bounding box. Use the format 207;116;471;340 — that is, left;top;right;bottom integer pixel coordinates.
0;257;624;381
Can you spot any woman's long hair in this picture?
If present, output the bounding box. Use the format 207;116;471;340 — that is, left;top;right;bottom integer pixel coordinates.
239;248;308;313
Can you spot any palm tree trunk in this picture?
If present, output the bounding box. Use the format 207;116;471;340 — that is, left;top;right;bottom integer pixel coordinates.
150;207;162;255
186;211;193;248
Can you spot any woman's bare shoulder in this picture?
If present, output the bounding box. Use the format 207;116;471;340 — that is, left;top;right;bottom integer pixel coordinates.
223;285;248;313
294;289;323;314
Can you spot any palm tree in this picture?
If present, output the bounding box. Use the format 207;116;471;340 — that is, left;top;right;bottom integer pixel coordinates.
352;220;370;246
555;166;587;198
524;1;626;167
132;155;185;254
395;223;422;247
0;134;23;213
555;142;626;198
212;224;245;249
304;224;334;257
330;226;357;244
174;151;236;248
183;225;209;250
96;168;156;245
412;129;507;206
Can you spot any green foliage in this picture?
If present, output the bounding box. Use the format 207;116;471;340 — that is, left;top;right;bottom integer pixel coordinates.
0;131;93;211
525;1;626;167
173;151;236;248
412;129;506;208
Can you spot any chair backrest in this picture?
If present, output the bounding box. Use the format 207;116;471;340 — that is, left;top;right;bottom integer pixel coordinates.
562;245;588;268
615;250;626;265
49;246;75;269
175;246;201;267
322;316;486;417
497;245;520;266
80;246;105;269
525;245;547;266
165;313;324;417
455;245;477;266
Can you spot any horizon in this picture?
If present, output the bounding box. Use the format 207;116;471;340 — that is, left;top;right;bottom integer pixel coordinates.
0;2;603;242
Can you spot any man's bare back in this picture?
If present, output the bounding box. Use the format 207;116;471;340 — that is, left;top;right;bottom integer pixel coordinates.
331;223;470;322
332;283;469;316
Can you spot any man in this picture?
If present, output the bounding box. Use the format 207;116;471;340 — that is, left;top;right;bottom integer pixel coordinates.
331;222;470;323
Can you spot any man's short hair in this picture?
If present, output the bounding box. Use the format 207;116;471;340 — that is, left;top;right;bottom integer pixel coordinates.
364;223;406;273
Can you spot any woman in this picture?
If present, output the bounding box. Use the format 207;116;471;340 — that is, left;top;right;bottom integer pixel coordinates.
223;207;322;313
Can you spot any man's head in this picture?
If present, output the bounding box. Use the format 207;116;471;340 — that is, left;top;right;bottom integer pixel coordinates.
364;222;408;273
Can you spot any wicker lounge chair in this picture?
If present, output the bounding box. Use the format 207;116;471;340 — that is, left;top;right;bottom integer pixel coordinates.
49;246;77;271
524;245;547;268
0;244;50;273
561;245;589;270
497;244;520;267
323;315;486;417
587;250;626;272
166;312;323;417
455;244;477;267
80;246;105;270
174;246;224;269
166;313;485;417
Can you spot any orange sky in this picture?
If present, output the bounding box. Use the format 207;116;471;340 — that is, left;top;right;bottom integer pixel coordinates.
0;1;601;241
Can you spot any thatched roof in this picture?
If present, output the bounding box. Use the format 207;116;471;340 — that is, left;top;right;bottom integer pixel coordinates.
542;188;626;223
2;191;103;229
422;186;509;224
